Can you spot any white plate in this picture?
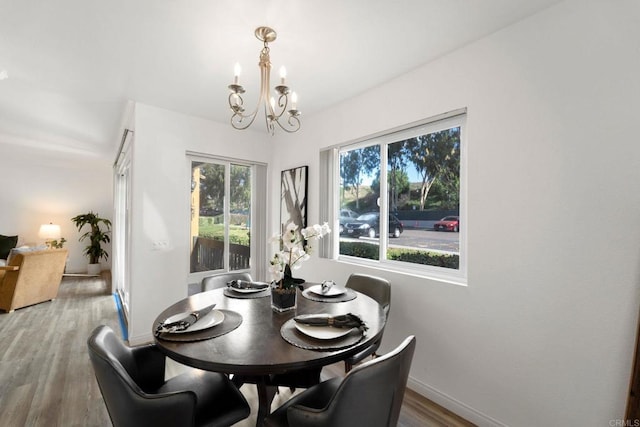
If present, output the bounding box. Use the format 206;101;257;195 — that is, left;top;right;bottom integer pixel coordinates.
163;310;225;333
294;323;355;340
308;284;346;297
228;282;270;294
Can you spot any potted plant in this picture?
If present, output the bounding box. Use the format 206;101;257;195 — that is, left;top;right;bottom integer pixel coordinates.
269;222;331;312
71;211;112;275
50;237;66;249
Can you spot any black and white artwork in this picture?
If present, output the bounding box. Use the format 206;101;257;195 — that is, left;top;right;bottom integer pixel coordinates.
280;166;308;236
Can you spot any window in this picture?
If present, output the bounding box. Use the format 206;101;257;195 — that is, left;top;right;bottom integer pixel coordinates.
326;110;466;282
189;159;252;274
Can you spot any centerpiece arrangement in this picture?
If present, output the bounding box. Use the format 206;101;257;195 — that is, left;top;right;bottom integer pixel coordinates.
269;222;331;312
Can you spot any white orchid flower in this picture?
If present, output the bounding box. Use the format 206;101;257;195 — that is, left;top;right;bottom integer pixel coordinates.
285;222;298;233
312;224;322;235
269;265;284;281
321;222;331;235
271;222;332;286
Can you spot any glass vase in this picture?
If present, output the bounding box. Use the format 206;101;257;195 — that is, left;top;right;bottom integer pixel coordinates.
271;285;297;313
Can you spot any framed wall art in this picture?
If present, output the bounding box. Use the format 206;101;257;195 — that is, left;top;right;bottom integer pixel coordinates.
280;165;308;236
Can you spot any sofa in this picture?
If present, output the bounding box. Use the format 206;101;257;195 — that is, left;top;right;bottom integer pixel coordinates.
0;248;68;312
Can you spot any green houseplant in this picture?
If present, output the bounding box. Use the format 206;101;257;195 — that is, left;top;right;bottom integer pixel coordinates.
71;211;112;275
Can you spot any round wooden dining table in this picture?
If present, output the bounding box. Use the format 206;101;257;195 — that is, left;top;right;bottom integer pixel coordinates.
152;285;386;427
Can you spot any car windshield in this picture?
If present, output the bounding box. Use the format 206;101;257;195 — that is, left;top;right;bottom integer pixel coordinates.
442;217;457;221
357;213;378;221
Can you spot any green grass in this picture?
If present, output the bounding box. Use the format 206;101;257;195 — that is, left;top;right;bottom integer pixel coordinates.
198;217;250;246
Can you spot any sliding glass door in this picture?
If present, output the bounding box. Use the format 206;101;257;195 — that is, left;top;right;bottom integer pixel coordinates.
189;158;252;274
113;132;133;319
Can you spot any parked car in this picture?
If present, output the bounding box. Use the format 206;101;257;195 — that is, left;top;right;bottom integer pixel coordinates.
434;216;459;232
343;212;404;238
199;207;222;216
339;208;359;234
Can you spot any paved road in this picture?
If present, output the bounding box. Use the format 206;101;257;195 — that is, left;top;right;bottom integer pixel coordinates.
340;228;459;254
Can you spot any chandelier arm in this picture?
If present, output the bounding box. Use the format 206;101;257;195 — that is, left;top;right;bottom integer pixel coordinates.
272;114;301;133
271;93;289;119
228;92;244;112
231;110;260;130
265;110;276;135
230;104;264;131
288;114;301;130
229;91;263;130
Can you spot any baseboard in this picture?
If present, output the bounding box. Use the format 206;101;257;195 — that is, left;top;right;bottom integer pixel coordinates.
407;376;508;427
62;273;100;277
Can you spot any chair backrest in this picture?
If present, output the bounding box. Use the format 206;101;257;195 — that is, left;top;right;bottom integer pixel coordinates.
202;272;253;292
345;273;391;317
289;335;416;427
87;325;194;427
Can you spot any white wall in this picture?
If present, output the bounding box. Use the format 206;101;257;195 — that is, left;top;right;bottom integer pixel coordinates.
272;1;640;426
126;103;272;344
0;145;113;273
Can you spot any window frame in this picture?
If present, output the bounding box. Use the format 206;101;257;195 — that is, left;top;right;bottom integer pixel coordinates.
324;109;468;285
186;152;268;285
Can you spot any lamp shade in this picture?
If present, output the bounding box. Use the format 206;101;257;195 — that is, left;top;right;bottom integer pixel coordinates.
39;223;61;240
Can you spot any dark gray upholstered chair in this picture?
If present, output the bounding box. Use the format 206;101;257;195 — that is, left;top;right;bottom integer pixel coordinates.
202;271;253;292
87;325;250;427
264;335;416;427
343;273;391;371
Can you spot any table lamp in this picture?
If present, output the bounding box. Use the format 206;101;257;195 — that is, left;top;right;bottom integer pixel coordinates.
39;223;61;248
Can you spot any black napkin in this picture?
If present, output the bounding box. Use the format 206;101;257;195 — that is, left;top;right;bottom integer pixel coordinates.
155;303;216;336
321;280;335;294
228;280;269;290
294;313;368;331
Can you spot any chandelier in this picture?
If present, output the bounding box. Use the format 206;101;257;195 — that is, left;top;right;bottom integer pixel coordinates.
228;27;301;135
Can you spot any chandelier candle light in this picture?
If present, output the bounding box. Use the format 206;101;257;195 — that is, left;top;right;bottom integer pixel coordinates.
228;26;301;135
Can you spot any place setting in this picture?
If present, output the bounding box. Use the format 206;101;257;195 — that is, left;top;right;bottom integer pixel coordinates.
223;279;271;299
154;303;243;342
301;280;357;303
280;312;368;350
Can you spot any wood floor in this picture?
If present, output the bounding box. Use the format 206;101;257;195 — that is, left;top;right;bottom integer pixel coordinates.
0;275;475;427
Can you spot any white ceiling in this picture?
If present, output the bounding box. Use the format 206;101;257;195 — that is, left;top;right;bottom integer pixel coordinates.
0;0;563;159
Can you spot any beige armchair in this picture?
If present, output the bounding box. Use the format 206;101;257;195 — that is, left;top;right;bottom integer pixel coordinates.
0;248;68;313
